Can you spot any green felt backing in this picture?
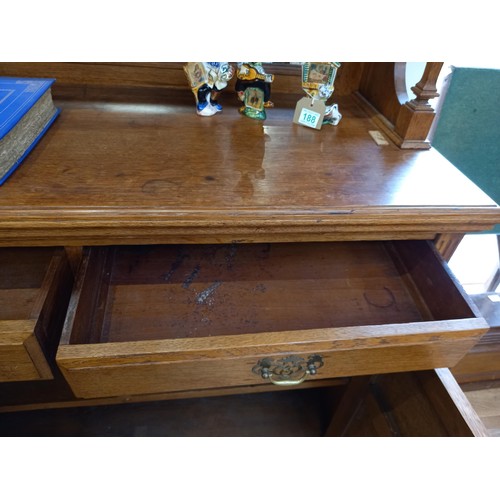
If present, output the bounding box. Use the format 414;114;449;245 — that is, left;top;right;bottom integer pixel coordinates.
432;67;500;233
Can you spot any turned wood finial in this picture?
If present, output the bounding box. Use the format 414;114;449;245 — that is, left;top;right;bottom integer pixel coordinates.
408;62;444;110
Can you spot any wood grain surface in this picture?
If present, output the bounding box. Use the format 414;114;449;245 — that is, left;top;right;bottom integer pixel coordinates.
56;240;488;398
0;63;495;433
0;95;498;246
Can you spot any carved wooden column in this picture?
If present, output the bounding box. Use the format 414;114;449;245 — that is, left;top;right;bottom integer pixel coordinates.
353;62;444;149
395;62;444;148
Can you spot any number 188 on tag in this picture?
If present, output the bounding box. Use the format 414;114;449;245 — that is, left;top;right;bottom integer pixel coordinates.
293;97;325;130
299;108;321;128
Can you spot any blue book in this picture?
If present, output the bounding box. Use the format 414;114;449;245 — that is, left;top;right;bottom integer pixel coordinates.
0;77;60;186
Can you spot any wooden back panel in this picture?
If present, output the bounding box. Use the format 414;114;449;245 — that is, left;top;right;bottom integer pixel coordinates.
0;62;365;104
358;62;407;123
0;61;444;149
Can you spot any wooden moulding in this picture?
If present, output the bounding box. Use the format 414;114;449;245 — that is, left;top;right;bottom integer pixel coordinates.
353;92;434;150
0;247;73;382
57;240;488;399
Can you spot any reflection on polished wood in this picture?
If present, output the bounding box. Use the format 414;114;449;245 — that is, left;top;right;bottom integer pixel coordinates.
0;95;499;246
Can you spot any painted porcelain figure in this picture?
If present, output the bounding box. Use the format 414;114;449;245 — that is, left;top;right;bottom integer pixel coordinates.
302;62;342;126
235;63;274;120
323;103;342;126
184;62;235;116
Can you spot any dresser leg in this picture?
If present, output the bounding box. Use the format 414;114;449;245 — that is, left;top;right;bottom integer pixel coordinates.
64;246;83;277
434;233;464;261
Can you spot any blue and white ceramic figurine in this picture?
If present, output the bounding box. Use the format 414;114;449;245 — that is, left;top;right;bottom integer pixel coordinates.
184;62;235;116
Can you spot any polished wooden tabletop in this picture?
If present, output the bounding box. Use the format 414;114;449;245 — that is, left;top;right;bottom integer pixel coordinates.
1;95;499;246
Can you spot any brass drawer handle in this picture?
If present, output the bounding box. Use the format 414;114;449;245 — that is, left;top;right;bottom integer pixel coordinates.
252;354;324;386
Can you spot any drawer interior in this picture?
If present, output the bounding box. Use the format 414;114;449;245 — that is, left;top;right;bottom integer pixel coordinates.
65;240;478;345
0;248;56;321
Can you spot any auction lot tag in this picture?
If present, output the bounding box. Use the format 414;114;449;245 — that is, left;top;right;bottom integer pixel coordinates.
293;97;326;130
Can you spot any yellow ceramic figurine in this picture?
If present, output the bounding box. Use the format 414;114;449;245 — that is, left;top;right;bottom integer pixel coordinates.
235;63;274;120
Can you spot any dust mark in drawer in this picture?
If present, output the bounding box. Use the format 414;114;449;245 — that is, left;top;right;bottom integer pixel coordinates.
182;265;201;289
196;281;222;305
363;287;397;309
161;247;188;282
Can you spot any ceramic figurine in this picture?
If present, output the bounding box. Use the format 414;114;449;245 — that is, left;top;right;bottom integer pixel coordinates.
302;62;342;126
323;103;342;126
235;63;274;120
184;62;235;116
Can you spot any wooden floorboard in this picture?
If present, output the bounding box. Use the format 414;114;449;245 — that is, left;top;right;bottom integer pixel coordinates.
462;385;500;437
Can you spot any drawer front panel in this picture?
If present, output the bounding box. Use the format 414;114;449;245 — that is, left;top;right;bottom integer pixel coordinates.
0;249;73;382
0;320;52;382
0;344;41;381
59;336;480;399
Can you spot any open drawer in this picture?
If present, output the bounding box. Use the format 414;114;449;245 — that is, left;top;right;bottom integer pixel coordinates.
0;248;73;382
57;241;488;399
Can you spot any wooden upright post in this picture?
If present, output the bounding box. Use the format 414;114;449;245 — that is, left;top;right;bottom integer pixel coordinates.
395;62;444;148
